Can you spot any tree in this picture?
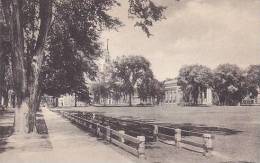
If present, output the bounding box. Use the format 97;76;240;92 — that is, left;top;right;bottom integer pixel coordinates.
108;81;123;104
0;25;12;108
213;64;246;105
1;0;165;133
150;79;165;104
40;34;96;106
91;82;110;105
177;65;213;105
137;75;153;102
112;55;153;106
244;65;260;100
137;77;165;105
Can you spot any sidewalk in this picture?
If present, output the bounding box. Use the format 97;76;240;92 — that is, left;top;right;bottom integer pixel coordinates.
0;108;136;163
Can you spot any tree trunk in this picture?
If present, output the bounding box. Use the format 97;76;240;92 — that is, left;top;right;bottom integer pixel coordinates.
27;0;52;132
0;43;3;107
74;93;77;107
6;0;52;133
9;0;30;134
12;94;16;108
3;90;9;107
129;93;132;106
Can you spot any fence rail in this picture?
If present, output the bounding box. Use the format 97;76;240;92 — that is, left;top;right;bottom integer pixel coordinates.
58;110;145;159
155;125;213;156
54;109;214;157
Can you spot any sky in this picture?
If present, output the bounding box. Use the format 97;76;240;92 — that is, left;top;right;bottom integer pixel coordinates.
101;0;260;80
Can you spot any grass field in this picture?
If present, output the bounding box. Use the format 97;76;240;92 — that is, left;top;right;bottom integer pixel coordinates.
65;105;260;163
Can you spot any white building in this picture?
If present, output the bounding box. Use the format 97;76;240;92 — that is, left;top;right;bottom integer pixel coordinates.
57;94;88;107
164;79;182;104
164;78;213;105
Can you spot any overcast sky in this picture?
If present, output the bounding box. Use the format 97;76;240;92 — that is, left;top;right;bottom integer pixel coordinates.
101;0;260;80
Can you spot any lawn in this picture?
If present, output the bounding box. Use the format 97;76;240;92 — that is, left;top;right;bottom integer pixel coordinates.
64;105;260;163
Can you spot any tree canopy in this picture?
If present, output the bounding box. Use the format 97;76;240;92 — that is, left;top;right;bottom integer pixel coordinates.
0;0;166;133
177;65;212;105
246;65;260;88
137;78;165;104
212;64;247;105
112;55;154;106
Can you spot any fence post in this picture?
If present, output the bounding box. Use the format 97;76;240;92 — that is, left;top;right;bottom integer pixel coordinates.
137;136;145;159
119;130;125;143
89;124;93;132
106;126;111;142
76;114;80;123
175;129;181;148
153;125;158;142
203;134;213;156
106;119;110;126
77;117;80;124
96;124;101;137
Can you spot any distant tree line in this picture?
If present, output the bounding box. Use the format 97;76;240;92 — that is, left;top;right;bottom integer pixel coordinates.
177;64;260;106
91;55;165;106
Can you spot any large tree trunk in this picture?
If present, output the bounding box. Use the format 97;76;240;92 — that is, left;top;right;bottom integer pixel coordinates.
3;90;9;107
0;34;3;106
5;0;52;133
27;0;52;132
9;0;29;134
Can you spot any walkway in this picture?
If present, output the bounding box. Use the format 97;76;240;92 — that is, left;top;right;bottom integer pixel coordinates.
0;108;136;163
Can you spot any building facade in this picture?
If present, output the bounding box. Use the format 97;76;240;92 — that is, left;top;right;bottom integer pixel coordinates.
163;78;213;105
164;79;182;104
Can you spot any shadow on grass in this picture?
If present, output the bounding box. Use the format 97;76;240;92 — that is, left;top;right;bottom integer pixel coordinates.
145;142;161;150
220;161;255;163
36;113;49;134
0;114;14;154
161;123;243;136
181;146;203;154
0;126;14;138
0;111;52;154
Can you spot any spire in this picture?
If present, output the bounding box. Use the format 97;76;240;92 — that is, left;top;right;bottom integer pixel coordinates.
106;39;109;55
105;38;110;63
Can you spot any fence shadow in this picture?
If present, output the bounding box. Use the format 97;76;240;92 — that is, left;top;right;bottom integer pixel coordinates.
220;161;255;163
163;123;242;136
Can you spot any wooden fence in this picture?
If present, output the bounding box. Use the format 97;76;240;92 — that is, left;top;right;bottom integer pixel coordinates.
59;111;145;159
154;125;213;156
54;110;214;157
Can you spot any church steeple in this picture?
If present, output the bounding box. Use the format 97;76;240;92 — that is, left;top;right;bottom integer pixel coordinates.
99;38;112;82
105;39;111;63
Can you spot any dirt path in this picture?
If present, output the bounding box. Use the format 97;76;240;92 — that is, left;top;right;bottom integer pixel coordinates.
0;108;137;163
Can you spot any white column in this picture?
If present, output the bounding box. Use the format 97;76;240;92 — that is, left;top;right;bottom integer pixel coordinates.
206;89;213;105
